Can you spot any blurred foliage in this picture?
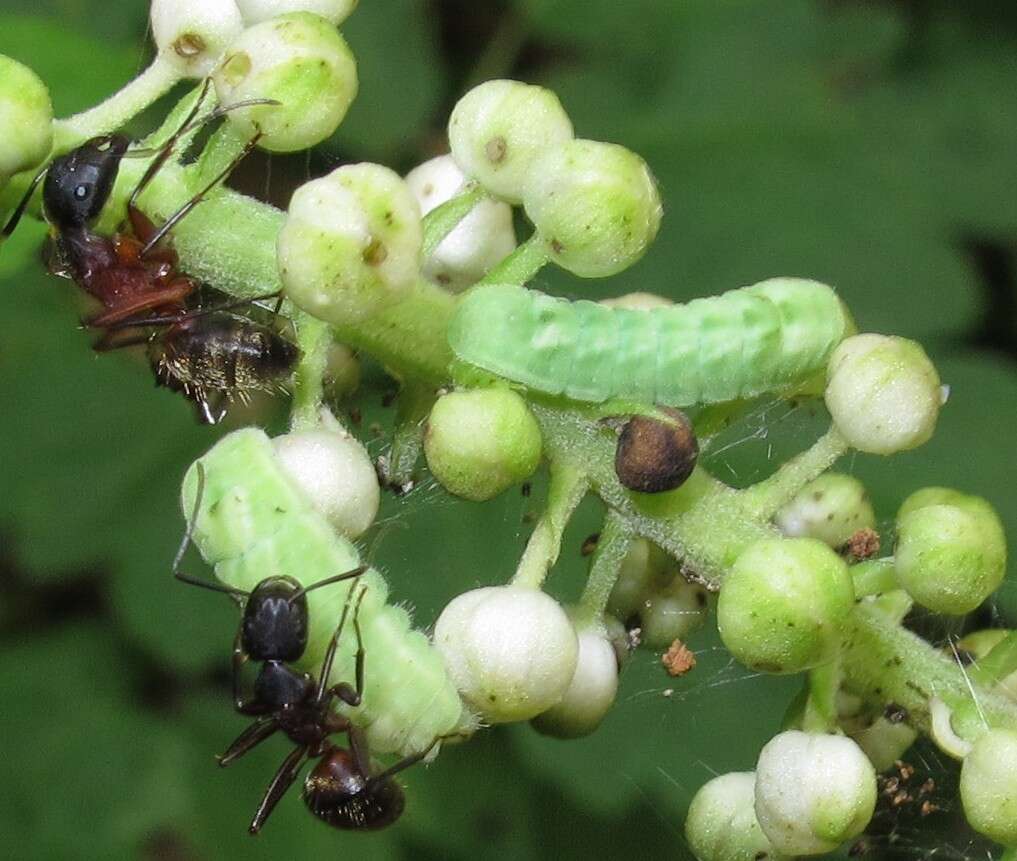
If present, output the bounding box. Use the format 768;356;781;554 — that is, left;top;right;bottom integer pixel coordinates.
0;1;1015;858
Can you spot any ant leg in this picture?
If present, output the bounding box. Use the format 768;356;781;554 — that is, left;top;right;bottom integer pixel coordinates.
101;291;286;331
194;389;228;425
289;565;366;602
172;462;248;599
364;736;445;787
315;584;369;705
92;328;155;353
217;715;279;767
348;725;372;779
248;745;307;835
232;627;269;715
86;278;195;328
127;79;212;219
139;134;262;258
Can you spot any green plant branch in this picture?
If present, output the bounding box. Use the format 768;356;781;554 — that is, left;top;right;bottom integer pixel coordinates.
512;462;588;589
420;184;486;258
475;234;549;287
802;658;842;733
970;631;1017;689
851;557;898;597
383;381;435;488
575;511;632;629
290;312;332;430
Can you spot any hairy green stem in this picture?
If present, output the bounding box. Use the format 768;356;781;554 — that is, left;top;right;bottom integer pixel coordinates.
841;603;1017;737
802;659;842;733
739;424;849;519
420;184;486;259
383;382;435;489
970;632;1017;689
512;462;588;589
290;312;332;430
476;234;549;287
575;511;632;629
851;558;897;597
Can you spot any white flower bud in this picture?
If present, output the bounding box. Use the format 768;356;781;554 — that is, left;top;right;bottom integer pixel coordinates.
235;0;358;26
405;155;516;291
824;334;942;455
151;0;244;78
434;586;578;723
213;12;357;151
448;79;573;204
279;163;422;323
685;772;788;861
531;627;619;738
606;538;673;621
774;473;876;549
960;728;1017;846
0;55;53;180
754;731;876;855
523;139;662;278
272;411;379;538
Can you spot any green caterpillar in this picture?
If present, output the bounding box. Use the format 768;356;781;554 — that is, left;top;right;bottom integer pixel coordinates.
180;428;470;757
448;279;852;405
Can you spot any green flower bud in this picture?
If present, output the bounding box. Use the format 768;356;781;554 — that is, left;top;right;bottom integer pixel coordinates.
894;499;1006;615
640;576;709;651
774;473;876;549
448;79;573;204
423;388;542;501
272;410;378;538
755;731;877;855
236;0;358;25
523;139;662;277
531;626;619;738
599;291;673;310
434;586;578;723
845;715;917;773
824;334;942;455
213;12;357;152
717;538;854;674
279;163;422;323
685;772;788;861
0;55;53;180
606;538;673;621
151;0;244;78
897;485;994;521
960;728;1017;846
405;155;516;291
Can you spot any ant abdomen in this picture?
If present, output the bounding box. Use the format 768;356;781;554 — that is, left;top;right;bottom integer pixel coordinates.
303;748;405;830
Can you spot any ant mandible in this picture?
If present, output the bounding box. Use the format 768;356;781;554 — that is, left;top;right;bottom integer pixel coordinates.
175;464;442;833
1;82;300;423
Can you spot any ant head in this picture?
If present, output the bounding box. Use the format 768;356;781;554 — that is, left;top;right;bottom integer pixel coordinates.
43;135;130;228
242;575;309;662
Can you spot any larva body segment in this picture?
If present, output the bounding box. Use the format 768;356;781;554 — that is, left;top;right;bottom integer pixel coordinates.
180;429;468;756
448;279;851;405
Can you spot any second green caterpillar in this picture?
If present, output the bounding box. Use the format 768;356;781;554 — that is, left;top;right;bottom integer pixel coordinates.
448;278;853;405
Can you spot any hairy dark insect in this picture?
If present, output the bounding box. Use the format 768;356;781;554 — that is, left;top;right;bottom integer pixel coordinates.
175;464;438;833
2;81;296;423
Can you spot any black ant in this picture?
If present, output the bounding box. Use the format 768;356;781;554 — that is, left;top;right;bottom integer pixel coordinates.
175;464;442;833
1;82;299;423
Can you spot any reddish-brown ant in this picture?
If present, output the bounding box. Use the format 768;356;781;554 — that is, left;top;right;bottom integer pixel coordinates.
175;464;444;833
2;82;299;422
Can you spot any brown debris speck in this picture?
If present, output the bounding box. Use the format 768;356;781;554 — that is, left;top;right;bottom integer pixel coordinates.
661;640;696;676
843;527;881;561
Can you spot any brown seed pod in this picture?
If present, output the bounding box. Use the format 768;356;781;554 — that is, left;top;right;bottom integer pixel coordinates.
614;408;698;493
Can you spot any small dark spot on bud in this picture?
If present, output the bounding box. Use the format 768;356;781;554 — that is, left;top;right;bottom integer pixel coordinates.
174;33;206;58
384;210;394;226
580;533;599;556
363;239;388;266
485;136;508;164
884;702;909;724
550;238;565;255
521;482;532;497
614;408;699;493
422;183;434;196
436;272;452;285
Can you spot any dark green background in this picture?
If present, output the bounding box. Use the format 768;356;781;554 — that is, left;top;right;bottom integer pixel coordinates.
1;1;1015;858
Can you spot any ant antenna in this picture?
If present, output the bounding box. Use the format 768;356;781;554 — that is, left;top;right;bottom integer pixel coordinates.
173;462;248;599
0;165;48;244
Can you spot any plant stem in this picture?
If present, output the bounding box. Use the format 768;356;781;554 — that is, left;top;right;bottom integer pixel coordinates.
851;557;897;597
476;235;549;287
802;658;842;733
739;424;850;519
54;55;182;144
383;382;435;489
841;602;1017;737
512;462;588;589
420;184;486;259
575;511;632;629
290;312;332;430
